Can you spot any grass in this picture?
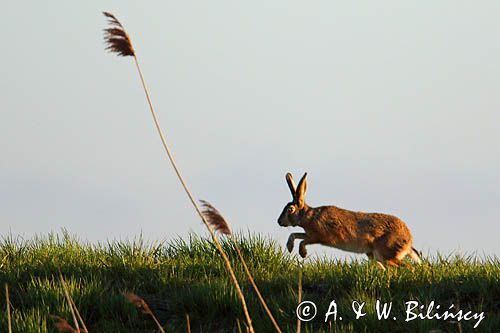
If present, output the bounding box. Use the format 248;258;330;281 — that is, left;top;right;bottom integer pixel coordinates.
0;232;498;332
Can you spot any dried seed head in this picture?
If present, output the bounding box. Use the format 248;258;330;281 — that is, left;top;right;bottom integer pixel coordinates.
50;315;77;333
200;200;232;235
103;11;135;56
123;292;153;315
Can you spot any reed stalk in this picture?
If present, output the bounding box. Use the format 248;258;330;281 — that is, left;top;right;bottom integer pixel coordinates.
70;298;88;333
185;314;191;333
297;269;302;333
5;284;12;333
58;272;80;332
200;200;282;333
102;12;254;332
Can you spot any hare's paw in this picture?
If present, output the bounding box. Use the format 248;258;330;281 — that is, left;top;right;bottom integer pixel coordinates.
286;236;295;252
299;242;308;258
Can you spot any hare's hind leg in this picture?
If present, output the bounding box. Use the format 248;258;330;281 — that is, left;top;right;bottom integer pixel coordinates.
376;261;386;270
366;252;385;270
408;247;422;263
385;258;404;268
387;258;417;272
369;251;386;270
381;247;416;270
374;233;416;267
366;252;386;270
393;246;421;268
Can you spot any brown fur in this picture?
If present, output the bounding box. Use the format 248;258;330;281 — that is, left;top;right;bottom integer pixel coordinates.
277;172;421;268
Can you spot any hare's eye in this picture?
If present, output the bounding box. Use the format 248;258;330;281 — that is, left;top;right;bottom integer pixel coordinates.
288;206;296;214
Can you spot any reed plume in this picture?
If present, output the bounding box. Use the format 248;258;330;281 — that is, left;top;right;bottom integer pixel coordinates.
102;11;254;333
200;200;283;333
123;292;165;333
103;12;134;56
50;315;77;333
199;200;232;235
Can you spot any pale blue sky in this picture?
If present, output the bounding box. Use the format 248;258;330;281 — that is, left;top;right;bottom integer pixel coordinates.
1;2;499;258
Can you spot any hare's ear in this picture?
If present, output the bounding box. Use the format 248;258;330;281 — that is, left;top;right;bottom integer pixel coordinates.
296;172;308;208
285;172;297;200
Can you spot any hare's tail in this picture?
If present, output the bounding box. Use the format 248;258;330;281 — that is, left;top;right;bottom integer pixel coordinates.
409;247;422;263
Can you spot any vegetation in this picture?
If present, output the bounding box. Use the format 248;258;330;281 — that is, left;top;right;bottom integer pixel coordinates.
0;232;498;332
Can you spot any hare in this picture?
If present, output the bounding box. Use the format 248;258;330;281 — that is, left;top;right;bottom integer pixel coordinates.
277;172;421;268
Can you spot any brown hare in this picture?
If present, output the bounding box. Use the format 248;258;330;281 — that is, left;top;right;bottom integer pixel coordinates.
277;172;421;269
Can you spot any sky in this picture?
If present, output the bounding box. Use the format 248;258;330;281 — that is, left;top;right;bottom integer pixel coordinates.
1;2;499;259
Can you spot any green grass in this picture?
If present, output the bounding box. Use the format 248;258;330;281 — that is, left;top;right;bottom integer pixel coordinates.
0;232;498;332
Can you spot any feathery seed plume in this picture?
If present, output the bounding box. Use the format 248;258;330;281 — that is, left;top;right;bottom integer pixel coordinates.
200;200;232;235
123;292;165;333
50;315;77;333
103;12;135;56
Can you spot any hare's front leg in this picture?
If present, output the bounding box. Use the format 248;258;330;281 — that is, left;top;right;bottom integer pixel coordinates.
286;233;306;252
299;239;313;258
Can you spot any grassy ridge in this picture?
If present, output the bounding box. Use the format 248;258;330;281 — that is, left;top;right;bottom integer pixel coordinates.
0;232;498;332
